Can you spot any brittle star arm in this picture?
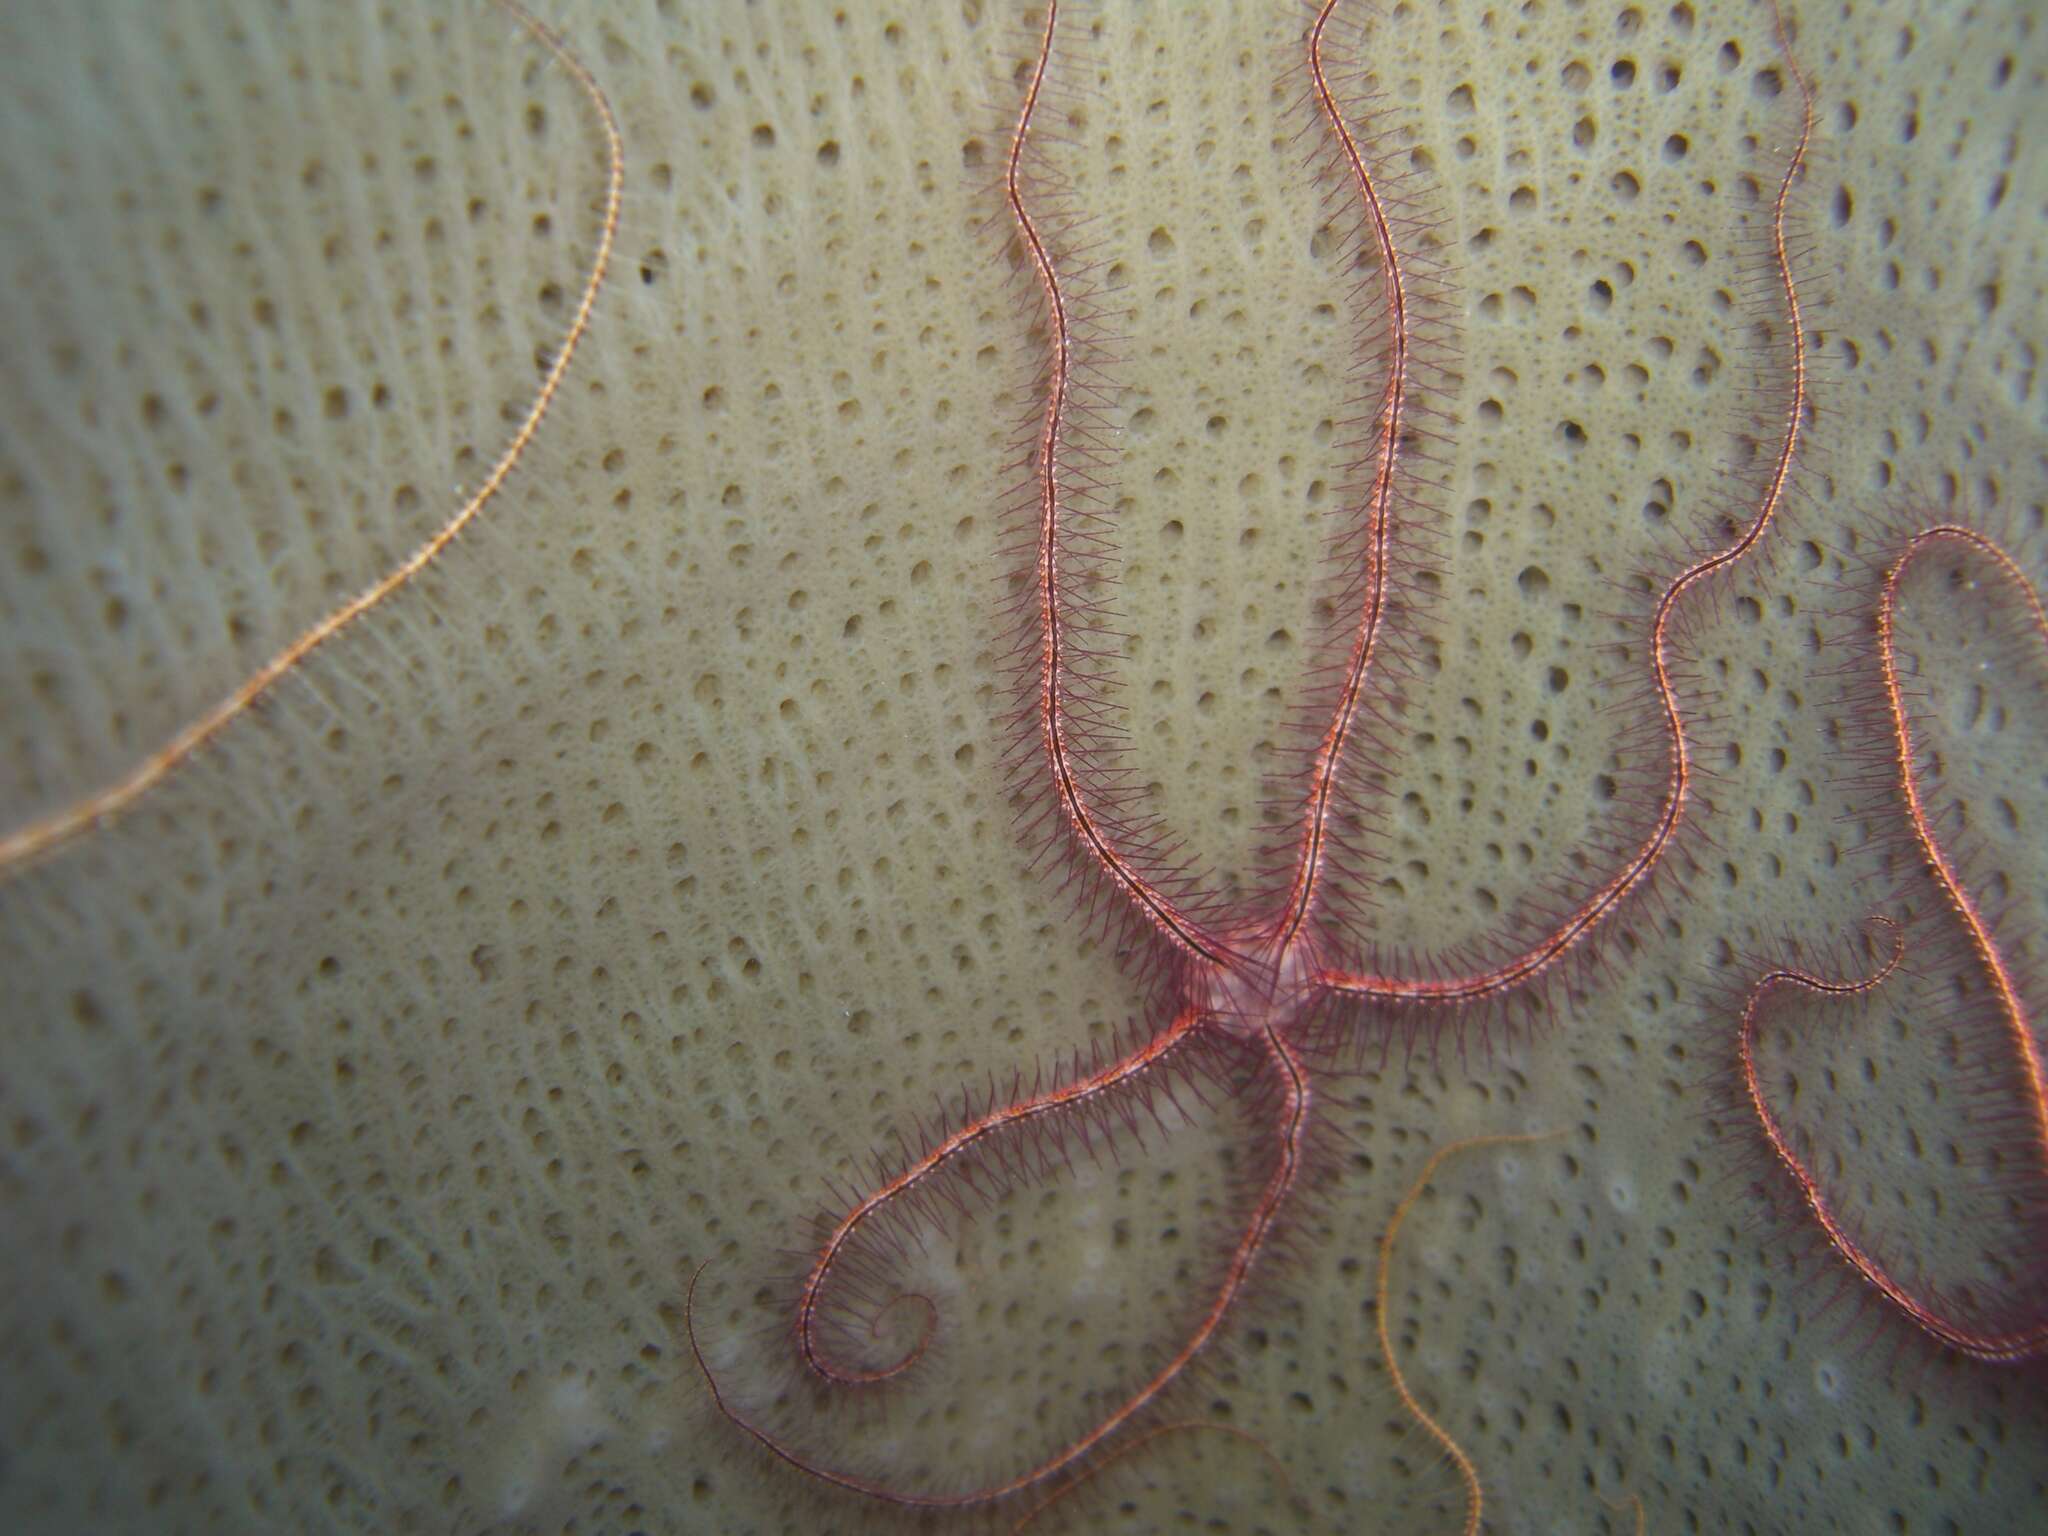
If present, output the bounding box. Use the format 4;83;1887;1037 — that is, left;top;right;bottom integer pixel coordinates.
1734;913;2048;1361
1006;0;1239;967
685;1012;1313;1508
1877;527;2048;1168
1315;25;1815;1007
1270;0;1415;955
1731;526;2048;1363
0;0;623;876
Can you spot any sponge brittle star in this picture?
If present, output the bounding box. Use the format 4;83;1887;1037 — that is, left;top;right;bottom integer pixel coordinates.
684;0;1818;1510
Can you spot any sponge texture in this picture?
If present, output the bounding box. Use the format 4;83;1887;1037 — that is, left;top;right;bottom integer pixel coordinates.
1;1;2042;1532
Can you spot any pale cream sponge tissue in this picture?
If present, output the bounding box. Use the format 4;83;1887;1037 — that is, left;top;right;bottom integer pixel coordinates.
2;2;2043;1532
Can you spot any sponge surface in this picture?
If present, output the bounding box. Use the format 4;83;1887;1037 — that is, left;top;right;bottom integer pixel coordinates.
1;2;2042;1532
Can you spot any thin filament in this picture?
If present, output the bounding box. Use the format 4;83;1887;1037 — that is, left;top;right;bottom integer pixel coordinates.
1378;1131;1564;1536
0;0;625;876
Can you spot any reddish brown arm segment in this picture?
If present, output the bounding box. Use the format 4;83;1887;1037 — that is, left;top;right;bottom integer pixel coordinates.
1321;6;1816;1008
